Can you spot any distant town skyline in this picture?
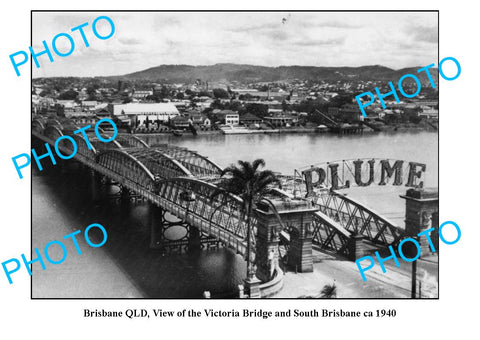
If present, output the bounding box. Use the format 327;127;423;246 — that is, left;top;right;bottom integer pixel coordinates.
32;12;438;78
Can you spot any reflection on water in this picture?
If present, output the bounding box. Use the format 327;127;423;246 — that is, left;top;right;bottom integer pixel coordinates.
33;168;245;298
141;131;438;183
33;131;437;297
142;131;438;226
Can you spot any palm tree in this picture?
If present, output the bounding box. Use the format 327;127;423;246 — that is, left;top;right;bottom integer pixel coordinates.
298;282;337;299
216;159;281;279
319;283;337;298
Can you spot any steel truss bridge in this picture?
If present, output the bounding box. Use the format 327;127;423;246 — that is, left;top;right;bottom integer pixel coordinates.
32;116;406;263
310;191;404;258
33;117;255;258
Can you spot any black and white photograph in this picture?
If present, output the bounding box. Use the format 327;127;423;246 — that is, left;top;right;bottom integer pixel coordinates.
5;0;480;337
30;11;440;299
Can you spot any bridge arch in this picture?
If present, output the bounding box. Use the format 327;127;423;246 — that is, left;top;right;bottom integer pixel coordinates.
71;134;97;162
90;136;123;151
96;149;156;190
46;119;63;130
44;125;63;141
115;134;150;148
60;119;81;134
125;148;193;180
153;145;223;177
32;119;45;134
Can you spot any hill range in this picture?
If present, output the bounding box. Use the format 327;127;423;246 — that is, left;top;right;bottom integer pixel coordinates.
112;63;439;84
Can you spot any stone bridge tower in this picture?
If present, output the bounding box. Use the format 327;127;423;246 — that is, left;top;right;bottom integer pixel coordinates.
254;198;318;282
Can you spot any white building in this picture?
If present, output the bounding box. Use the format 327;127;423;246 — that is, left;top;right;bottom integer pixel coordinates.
132;90;153;99
225;114;239;125
112;103;180;125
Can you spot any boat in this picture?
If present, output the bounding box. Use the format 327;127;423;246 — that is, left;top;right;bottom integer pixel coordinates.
172;130;183;136
219;125;253;135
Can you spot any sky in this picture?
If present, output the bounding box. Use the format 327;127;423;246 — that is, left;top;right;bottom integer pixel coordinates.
31;11;438;78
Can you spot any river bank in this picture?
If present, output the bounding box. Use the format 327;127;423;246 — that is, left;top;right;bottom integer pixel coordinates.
131;124;436;137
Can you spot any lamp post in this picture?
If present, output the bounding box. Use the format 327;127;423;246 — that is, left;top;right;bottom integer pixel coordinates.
411;259;417;298
411;236;419;298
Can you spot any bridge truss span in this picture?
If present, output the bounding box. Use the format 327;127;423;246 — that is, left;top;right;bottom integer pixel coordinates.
155;177;255;258
152;144;223;177
33;119;409;265
311;210;353;257
313;191;404;247
43;125;64;141
113;134;150;148
96;149;157;191
32;119;45;134
69;134;98;162
31;125;255;259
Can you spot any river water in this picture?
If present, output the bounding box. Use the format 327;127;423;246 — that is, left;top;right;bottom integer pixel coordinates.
32;131;437;298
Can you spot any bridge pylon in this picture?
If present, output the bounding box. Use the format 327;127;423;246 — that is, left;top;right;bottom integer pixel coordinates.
400;188;439;256
255;198;319;281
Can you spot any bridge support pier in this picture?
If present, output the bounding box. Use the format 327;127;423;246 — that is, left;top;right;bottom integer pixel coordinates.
118;186;132;221
187;226;202;251
401;188;439;256
90;169;100;201
120;186;131;202
101;176;113;186
149;203;164;249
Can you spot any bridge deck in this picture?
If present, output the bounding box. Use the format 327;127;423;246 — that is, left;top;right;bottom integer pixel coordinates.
32;117;405;260
313;211;351;238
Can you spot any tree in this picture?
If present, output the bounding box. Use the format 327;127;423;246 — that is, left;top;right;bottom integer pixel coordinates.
319;283;337;298
57;89;78;100
246;103;269;118
228;101;243;112
216;159;281;280
211;99;225;110
213;88;230;99
158;85;170;98
198;91;211;98
86;86;96;95
39;89;52;97
259;85;269;92
282;100;291;112
145;94;161;102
